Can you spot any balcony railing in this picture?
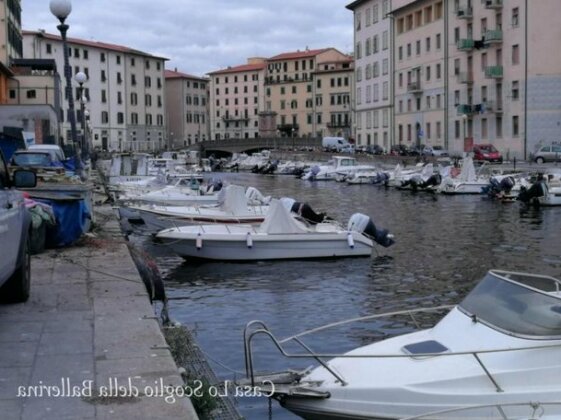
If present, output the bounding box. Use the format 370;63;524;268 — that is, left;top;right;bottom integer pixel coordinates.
458;72;474;84
407;81;422;94
485;66;504;79
457;38;475;51
327;122;350;129
456;6;473;19
484;30;503;44
485;0;503;9
457;104;474;116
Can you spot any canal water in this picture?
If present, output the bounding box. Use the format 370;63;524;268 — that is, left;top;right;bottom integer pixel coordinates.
136;172;561;419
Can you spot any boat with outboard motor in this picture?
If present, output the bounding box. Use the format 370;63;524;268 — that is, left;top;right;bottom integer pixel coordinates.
124;185;270;231
242;269;561;419
156;199;394;261
301;156;375;181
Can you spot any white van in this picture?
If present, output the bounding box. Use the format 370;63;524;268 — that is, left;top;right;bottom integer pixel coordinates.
322;137;350;152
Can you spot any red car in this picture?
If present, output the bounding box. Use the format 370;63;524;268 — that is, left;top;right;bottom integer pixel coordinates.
472;144;503;164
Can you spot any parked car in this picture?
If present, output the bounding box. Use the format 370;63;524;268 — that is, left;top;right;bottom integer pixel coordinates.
0;150;37;303
472;144;503;164
28;144;66;162
534;144;561;164
422;145;449;157
390;144;410;156
366;144;385;155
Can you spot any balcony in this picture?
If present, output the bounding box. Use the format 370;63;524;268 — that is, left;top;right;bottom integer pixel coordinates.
458;72;474;84
485;66;504;79
483;30;503;45
457;38;474;51
407;81;422;94
456;6;473;19
327;121;350;129
481;101;494;112
456;104;474;116
485;0;502;9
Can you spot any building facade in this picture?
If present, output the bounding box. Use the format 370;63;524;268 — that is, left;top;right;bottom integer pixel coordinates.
165;69;209;149
23;31;168;152
208;59;266;141
393;0;446;151
265;48;354;139
347;0;393;149
0;0;22;103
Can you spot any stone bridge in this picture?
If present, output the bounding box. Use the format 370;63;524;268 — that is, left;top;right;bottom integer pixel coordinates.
196;137;321;154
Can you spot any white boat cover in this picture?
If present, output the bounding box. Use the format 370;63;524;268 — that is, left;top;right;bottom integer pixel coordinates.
421;163;434;178
218;185;249;214
347;213;370;232
279;197;296;211
259;200;308;234
459;157;476;182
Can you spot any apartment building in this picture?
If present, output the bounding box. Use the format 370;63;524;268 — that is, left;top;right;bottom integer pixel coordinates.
165;69;209;149
265;48;353;139
0;0;22;103
393;0;446;151
208;59;266;140
347;0;393;148
23;31;168;152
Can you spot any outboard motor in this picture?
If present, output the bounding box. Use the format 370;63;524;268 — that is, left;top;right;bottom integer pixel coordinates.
518;174;547;205
372;172;390;185
251;165;260;173
487;176;515;198
403;175;424;191
292;167;306;178
206;178;223;193
420;173;442;189
307;165;321;180
348;213;395;248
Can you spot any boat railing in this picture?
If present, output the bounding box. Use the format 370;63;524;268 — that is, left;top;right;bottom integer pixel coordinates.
243;306;561;392
401;401;561;420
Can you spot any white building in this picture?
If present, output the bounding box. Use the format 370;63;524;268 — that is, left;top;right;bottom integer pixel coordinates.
23;30;168;152
347;0;393;149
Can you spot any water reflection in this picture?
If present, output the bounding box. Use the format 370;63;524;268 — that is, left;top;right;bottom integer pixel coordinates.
136;172;561;420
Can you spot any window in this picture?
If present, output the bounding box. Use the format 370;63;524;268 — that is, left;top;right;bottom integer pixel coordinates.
426;37;431;52
131;92;138;105
116;55;121;65
356;11;362;30
496;116;503;137
512;115;519;137
407;43;411;57
382;59;388;75
481;52;487;71
145;60;150;70
436;63;442;79
512;81;519;100
117;92;122;105
512;7;519;27
131;58;136;66
512;44;520;65
9;90;15;99
101;90;107;103
145;76;151;87
117;112;124;124
426;65;431;81
382;82;388;100
26;90;36;99
373;4;379;22
100;52;106;62
482;118;488;138
131;112;138;125
398;46;403;61
101;111;109;124
131;74;136;85
416;40;421;55
383;31;388;50
436;121;441;139
46;44;52;54
436;33;441;49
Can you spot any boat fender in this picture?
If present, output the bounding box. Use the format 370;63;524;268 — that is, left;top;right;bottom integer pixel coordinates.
196;233;203;250
347;232;355;248
246;232;253;249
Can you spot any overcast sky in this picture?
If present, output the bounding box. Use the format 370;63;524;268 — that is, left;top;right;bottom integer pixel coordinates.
22;0;354;77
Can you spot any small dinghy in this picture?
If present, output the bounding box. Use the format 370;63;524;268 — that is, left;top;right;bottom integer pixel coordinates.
156;200;394;261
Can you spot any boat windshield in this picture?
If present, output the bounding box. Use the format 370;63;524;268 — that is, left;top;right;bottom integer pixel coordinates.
459;271;561;338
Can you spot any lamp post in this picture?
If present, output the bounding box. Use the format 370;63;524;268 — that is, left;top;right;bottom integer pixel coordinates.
462;113;468;155
74;71;87;155
50;0;78;150
291;127;295;150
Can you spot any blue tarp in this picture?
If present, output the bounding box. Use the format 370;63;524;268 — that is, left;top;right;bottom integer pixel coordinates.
37;198;91;247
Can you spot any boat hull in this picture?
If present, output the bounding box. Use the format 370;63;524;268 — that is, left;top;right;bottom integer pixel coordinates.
158;232;373;261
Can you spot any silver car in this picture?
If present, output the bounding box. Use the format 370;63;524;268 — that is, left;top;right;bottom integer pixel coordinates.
534;144;561;164
0;151;36;303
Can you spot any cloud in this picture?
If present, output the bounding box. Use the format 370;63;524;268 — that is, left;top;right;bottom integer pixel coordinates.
22;0;353;76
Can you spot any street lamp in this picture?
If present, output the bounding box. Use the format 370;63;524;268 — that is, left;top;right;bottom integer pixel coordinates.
291;127;295;150
462;113;468;151
50;0;78;150
74;71;87;155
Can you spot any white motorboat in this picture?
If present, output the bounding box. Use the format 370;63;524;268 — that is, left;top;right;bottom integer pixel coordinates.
125;185;269;230
345;170;383;185
438;157;489;194
302;156;375;181
156;200;394;261
518;174;561;207
243;270;561;419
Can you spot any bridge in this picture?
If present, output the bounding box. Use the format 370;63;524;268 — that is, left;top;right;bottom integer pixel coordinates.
195;137;321;155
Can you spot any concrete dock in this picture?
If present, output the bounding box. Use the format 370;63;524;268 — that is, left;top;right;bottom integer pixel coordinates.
0;206;198;419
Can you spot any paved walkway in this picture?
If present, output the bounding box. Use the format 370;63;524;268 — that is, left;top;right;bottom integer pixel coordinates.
0;210;198;419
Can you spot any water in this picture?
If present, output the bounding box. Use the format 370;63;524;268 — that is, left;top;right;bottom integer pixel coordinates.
135;172;561;419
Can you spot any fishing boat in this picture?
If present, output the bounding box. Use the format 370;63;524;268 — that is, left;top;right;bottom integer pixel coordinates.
124;185;269;231
242;269;561;419
156;199;394;261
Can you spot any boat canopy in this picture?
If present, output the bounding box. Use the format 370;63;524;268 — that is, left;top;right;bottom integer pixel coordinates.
459;270;561;338
259;199;307;234
217;185;248;215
